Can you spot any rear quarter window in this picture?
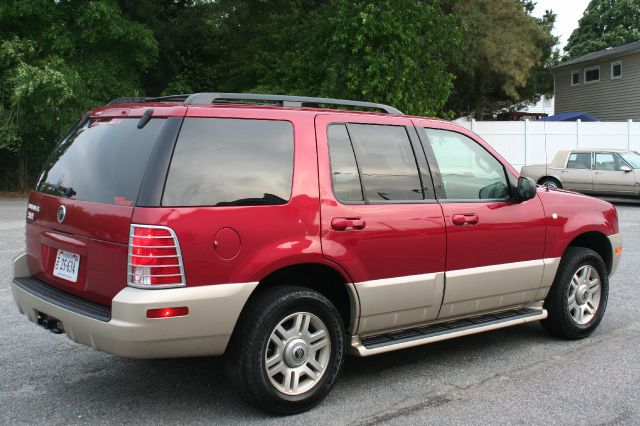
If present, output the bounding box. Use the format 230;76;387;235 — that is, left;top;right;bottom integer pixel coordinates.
162;118;294;207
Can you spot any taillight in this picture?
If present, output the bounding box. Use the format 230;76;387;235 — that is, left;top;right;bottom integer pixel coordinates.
128;225;186;288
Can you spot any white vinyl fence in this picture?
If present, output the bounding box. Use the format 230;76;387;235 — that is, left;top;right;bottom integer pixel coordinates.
456;119;640;172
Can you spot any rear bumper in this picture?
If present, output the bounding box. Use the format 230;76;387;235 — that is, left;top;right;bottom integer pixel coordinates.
11;253;257;359
608;233;622;277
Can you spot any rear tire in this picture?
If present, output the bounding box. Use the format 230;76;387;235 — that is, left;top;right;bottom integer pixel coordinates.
539;177;562;189
541;247;608;339
224;286;345;415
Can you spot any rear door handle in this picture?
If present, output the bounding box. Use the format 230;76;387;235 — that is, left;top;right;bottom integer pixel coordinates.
452;213;479;226
331;217;366;231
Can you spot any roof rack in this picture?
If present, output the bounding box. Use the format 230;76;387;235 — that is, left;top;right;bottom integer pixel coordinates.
107;94;190;106
108;92;403;114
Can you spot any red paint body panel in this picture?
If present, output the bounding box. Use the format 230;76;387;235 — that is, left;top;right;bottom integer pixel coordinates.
439;199;546;270
22;102;619;311
315;113;446;282
26;192;131;306
536;188;618;259
131;108;330;285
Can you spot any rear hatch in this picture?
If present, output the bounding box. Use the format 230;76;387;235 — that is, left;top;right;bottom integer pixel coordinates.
25;106;184;306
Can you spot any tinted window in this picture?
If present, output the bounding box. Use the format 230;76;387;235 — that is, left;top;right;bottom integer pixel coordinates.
347;124;422;201
327;124;363;202
572;72;580;85
567;153;591;169
36;118;164;205
422;128;509;200
163;118;293;206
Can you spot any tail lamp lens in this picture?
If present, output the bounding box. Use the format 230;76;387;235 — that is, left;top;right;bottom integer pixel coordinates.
128;225;186;288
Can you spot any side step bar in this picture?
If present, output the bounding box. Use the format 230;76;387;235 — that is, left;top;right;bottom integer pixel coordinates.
351;307;547;356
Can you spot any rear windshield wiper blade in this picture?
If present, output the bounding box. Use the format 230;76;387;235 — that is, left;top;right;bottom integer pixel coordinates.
137;109;154;129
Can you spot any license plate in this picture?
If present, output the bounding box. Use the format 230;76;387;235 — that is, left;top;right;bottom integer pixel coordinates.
52;250;80;283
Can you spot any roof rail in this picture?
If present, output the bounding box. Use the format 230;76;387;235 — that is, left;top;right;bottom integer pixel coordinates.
107;92;403;114
184;93;403;114
107;94;190;106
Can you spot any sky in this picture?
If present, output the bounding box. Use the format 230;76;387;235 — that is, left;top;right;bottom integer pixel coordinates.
533;0;591;52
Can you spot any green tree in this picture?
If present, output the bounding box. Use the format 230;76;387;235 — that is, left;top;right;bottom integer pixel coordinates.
257;0;462;116
0;0;158;190
445;0;557;119
564;0;640;58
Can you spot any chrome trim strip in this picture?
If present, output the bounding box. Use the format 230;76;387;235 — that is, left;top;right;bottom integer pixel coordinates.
130;244;177;249
127;263;182;268
128;224;187;289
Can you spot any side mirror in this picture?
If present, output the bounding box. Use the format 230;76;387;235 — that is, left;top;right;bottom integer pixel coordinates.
620;165;632;172
515;176;537;201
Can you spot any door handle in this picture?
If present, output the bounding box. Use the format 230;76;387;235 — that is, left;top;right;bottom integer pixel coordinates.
452;213;479;226
561;170;568;173
331;217;366;231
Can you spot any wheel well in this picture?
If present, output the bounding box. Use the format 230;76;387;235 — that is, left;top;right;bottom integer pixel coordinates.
538;176;561;186
567;232;612;273
252;263;353;329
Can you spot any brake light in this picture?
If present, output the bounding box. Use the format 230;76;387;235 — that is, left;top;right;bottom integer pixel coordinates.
128;225;186;288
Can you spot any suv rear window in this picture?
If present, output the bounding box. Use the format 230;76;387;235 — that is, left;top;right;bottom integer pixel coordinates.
162;118;294;207
36;118;164;206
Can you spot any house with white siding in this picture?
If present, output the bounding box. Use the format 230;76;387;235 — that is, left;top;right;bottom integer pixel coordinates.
551;40;640;121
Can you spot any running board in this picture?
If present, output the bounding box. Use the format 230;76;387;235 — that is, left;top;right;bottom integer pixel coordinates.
351;307;547;356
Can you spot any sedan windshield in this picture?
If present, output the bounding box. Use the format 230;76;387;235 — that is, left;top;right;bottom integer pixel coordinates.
619;151;640;169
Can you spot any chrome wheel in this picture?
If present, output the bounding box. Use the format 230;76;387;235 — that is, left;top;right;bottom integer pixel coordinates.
265;312;331;396
543;180;559;189
567;265;601;325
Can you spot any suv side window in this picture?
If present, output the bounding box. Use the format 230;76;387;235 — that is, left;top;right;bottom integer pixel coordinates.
567;152;592;169
421;128;509;200
163;118;294;206
327;124;364;202
347;124;423;202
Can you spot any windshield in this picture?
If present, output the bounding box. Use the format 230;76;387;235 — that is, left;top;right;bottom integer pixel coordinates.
36;118;164;205
619;151;640;169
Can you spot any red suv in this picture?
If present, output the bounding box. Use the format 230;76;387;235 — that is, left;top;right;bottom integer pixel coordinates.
12;93;622;414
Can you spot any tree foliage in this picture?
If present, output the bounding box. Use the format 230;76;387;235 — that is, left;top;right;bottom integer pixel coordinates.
564;0;640;58
446;0;557;119
0;0;557;190
255;0;462;116
0;0;157;190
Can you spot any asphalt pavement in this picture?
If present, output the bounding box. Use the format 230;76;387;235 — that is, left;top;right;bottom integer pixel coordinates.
1;196;639;425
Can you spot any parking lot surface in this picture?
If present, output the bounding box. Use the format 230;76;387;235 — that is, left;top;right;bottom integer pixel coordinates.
1;196;639;425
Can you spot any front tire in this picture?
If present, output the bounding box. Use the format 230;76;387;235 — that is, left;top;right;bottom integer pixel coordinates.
224;286;345;415
541;247;609;339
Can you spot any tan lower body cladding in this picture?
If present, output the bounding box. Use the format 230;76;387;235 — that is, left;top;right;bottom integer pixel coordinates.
354;258;561;336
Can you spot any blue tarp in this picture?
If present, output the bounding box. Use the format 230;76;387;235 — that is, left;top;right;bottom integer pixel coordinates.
538;112;598;122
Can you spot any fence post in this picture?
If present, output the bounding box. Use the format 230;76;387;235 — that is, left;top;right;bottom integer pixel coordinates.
471;118;476;132
628;119;632;149
576;119;581;148
524;119;529;165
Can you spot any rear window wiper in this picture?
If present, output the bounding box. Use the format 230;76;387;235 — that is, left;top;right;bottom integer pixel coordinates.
137;109;154;129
